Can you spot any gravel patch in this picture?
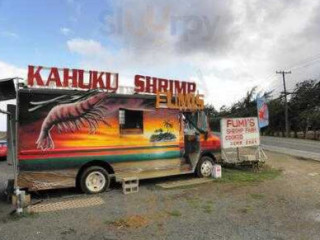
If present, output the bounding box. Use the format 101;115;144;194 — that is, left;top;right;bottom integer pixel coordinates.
0;151;320;240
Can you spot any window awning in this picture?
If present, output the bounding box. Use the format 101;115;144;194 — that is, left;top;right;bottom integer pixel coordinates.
120;107;155;112
0;78;16;101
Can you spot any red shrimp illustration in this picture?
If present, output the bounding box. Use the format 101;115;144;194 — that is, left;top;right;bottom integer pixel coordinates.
36;93;108;150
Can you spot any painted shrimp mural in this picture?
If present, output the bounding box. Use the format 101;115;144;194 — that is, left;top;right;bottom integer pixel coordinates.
29;92;153;150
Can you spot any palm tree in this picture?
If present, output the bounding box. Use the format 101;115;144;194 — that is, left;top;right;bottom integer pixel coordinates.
163;120;173;132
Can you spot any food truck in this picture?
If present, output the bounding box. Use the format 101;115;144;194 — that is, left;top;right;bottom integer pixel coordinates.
1;66;221;194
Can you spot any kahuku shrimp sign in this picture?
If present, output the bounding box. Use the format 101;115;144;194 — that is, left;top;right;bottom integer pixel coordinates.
27;65;202;112
156;91;204;111
27;65;119;92
220;117;260;149
27;66;198;95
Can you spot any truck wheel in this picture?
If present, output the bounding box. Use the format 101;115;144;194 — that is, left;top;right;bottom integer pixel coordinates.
80;166;110;194
196;156;214;178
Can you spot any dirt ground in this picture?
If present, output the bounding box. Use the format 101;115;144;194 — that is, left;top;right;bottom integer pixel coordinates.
0;151;320;240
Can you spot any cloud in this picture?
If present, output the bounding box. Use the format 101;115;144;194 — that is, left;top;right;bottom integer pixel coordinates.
0;61;26;79
66;37;173;73
65;37;258;107
70;0;320;108
60;27;72;36
67;39;107;56
99;0;237;56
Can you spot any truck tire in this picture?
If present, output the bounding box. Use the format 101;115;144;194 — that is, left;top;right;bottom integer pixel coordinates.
196;156;214;178
80;166;110;194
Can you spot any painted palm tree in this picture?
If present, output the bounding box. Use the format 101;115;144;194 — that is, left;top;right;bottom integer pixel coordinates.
150;120;176;142
163;120;173;132
155;128;164;133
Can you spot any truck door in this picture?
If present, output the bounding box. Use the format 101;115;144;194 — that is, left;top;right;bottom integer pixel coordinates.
0;78;17;165
6;104;16;165
183;111;209;170
183;112;200;170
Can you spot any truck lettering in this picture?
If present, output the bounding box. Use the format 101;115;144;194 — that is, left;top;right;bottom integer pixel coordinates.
28;65;44;86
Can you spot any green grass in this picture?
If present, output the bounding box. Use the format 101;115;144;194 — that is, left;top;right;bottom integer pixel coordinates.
1;211;38;223
60;228;76;235
238;205;252;214
187;197;201;209
202;204;213;213
166;210;182;217
186;197;214;213
104;220;114;225
250;193;265;200
216;166;281;184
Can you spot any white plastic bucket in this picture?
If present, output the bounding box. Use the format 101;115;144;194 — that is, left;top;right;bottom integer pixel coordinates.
212;164;222;178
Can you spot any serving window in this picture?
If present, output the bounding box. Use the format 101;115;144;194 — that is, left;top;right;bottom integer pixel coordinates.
119;109;143;134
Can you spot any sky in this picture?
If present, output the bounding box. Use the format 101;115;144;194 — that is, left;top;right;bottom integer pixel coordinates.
1;0;320;130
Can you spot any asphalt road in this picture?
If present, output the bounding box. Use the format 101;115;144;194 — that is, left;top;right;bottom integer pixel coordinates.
214;132;320;161
260;136;320;161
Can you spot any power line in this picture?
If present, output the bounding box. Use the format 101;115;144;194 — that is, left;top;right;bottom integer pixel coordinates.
269;55;320;92
263;52;320;86
289;58;320;72
258;75;280;94
257;53;320;102
285;52;320;71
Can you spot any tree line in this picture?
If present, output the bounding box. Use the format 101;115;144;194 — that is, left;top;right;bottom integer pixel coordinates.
205;79;320;140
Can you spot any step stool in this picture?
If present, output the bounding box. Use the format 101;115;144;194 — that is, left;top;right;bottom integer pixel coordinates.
122;177;139;194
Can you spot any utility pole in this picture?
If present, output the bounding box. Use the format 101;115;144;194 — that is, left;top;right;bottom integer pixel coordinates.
276;71;291;137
